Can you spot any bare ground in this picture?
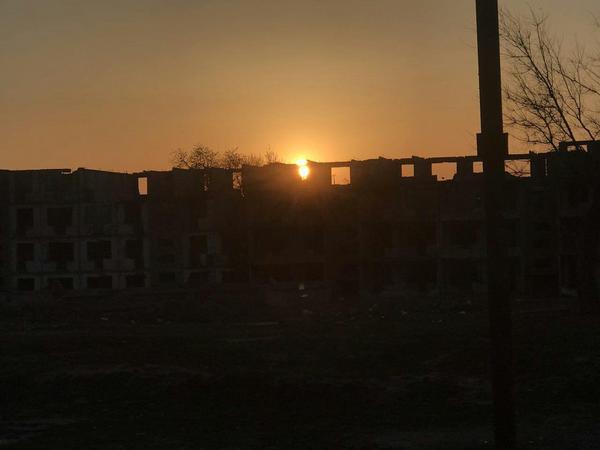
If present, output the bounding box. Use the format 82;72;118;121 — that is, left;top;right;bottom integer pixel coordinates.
0;293;599;449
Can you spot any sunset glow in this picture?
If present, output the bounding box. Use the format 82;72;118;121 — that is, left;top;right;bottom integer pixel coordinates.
0;0;596;170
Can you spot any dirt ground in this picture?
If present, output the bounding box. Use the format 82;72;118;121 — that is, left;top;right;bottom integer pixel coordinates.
1;292;599;449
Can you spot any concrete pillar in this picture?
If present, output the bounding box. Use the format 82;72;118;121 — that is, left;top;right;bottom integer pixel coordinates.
456;159;474;178
413;158;432;179
530;155;546;180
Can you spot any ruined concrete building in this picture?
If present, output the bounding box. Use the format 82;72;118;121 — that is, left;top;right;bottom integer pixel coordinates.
2;141;599;298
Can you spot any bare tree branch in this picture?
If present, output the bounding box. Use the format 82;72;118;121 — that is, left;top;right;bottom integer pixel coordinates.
171;144;285;170
500;8;600;150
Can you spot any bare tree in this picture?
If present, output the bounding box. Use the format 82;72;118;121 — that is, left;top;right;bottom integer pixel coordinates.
502;9;600;309
264;147;282;164
238;149;282;167
171;145;220;169
242;153;264;167
171;144;284;169
221;147;245;169
500;8;600;150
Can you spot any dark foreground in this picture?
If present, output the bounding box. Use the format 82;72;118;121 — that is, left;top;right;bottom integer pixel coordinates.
1;293;599;449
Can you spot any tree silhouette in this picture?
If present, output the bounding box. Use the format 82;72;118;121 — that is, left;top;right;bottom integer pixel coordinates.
172;145;220;169
171;145;281;169
501;8;600;150
221;148;245;169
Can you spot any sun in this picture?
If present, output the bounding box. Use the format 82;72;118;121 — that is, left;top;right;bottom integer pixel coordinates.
296;158;309;180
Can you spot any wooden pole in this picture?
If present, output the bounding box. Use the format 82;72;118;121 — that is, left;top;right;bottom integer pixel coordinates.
475;0;517;448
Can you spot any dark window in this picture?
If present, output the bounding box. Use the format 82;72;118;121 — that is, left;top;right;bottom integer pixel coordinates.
47;207;73;234
47;242;74;270
17;208;34;235
189;235;208;268
47;277;74;290
14;173;33;202
17;243;34;271
157;239;175;264
189;200;207;228
17;242;34;262
158;272;177;286
123;203;142;226
87;240;112;268
126;274;146;288
17;278;35;291
87;276;112;289
125;240;144;268
187;271;209;287
445;221;480;249
84;204;112;226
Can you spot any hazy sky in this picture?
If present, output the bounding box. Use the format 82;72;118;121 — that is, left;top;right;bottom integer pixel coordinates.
1;0;598;171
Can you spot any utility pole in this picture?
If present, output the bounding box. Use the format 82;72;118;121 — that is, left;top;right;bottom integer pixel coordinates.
475;0;516;449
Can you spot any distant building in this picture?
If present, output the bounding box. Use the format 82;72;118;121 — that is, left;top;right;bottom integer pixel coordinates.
2;141;599;299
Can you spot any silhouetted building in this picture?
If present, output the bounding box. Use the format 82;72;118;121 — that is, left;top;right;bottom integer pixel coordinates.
2;141;599;299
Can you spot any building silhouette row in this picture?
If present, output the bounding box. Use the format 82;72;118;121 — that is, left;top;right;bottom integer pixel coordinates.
2;142;599;298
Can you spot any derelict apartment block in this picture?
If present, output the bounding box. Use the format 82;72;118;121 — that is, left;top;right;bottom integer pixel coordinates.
0;167;239;292
2;142;599;297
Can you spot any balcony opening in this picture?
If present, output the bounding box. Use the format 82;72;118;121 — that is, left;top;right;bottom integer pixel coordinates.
331;166;351;185
505;160;531;177
137;177;148;195
432;162;457;181
401;164;414;178
232;171;242;190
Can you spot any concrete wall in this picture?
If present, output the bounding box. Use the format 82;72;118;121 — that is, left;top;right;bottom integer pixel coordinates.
2;148;598;298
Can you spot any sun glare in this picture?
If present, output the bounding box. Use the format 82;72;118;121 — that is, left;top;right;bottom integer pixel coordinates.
296;159;309;180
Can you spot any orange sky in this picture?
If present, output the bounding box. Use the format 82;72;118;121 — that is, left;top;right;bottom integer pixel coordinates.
1;0;597;171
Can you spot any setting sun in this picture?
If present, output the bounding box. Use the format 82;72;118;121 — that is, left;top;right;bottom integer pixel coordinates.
296;159;310;180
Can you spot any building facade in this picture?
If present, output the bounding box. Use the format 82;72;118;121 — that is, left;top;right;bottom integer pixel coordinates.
2;142;599;298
